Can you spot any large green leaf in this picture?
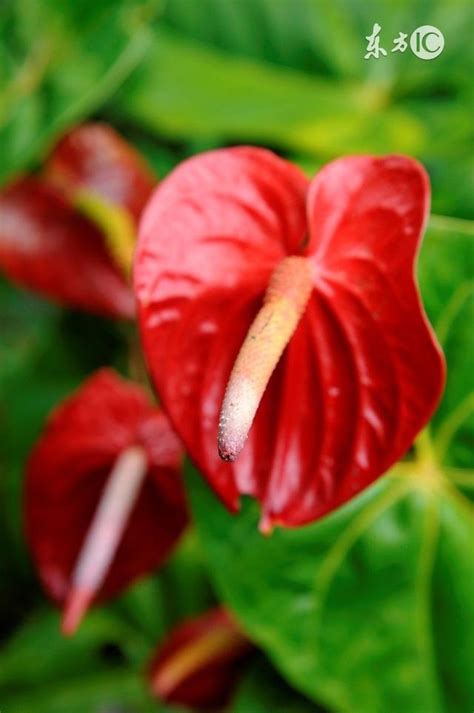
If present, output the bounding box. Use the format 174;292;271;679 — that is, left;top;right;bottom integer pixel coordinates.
111;27;426;157
188;466;473;713
187;218;474;713
160;0;472;92
0;0;160;184
112;3;473;218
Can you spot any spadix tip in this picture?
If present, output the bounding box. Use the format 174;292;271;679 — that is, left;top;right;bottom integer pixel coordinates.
61;587;94;637
217;378;259;463
258;513;275;536
217;447;237;462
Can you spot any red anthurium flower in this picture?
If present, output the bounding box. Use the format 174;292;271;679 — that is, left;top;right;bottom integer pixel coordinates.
0;124;155;318
135;148;445;531
0;177;135;317
25;369;188;635
148;608;252;710
44;123;155;224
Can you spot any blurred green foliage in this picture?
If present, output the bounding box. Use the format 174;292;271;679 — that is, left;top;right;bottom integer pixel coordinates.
0;0;473;711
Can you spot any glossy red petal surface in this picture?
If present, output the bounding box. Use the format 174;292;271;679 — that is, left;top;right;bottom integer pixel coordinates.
44;123;155;222
290;155;446;524
0;177;134;317
135;148;445;528
148;608;252;710
135;148;308;511
25;369;187;606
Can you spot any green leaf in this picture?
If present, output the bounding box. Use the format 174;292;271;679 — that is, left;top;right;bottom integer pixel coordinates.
160;0;473;91
111;27;427;157
188;464;473;713
232;657;323;713
187;218;474;713
1;674;157;713
0;608;170;713
421;217;474;470
0;609;147;688
111;17;473;218
0;0;160;184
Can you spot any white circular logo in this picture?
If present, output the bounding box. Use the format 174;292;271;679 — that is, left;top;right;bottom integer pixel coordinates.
410;25;444;59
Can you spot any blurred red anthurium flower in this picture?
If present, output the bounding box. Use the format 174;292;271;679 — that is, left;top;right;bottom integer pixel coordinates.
148;608;252;710
135;148;445;531
44;122;155;224
0;123;155;318
25;369;187;635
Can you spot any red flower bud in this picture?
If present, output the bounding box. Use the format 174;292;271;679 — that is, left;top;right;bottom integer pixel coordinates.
148;608;252;710
135;148;445;529
25;369;188;634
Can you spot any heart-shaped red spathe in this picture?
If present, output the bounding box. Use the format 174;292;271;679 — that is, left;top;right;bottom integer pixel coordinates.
44;123;155;223
135;147;445;528
0;123;155;318
148;608;252;710
25;369;188;607
0;177;135;317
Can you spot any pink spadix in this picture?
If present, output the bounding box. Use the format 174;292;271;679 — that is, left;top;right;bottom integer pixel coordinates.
62;444;148;635
218;256;313;463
